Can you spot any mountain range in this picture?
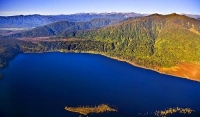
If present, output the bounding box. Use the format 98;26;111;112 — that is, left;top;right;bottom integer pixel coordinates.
5;18;119;38
0;12;144;28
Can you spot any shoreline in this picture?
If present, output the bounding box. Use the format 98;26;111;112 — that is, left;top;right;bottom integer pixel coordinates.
10;50;200;82
59;50;200;83
95;53;200;82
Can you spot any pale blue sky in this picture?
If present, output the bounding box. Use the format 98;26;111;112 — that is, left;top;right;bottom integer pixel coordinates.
0;0;199;16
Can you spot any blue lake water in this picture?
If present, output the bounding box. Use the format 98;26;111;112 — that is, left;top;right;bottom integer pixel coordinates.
0;52;200;117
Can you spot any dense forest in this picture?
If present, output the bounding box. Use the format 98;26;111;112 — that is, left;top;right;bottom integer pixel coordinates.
0;39;22;68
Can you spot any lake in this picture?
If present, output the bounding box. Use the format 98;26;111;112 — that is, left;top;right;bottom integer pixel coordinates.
0;52;200;117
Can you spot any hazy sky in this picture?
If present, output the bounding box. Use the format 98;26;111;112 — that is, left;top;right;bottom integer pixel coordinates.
0;0;199;16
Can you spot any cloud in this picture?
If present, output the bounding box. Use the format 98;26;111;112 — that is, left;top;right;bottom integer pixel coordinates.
0;11;32;16
0;11;53;16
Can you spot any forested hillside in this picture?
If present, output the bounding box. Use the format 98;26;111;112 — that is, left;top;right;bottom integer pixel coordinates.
0;39;22;68
67;13;200;67
5;18;117;38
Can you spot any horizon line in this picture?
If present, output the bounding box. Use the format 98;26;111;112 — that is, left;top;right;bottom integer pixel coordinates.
0;12;199;17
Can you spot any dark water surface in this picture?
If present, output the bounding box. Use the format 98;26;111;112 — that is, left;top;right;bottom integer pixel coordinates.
0;52;200;117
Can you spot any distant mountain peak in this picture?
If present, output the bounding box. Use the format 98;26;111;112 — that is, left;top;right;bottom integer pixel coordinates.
149;13;163;17
171;13;179;15
167;13;184;17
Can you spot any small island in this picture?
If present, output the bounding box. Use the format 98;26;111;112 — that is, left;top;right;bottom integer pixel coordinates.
138;107;195;116
0;73;3;79
155;107;194;117
65;104;117;115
